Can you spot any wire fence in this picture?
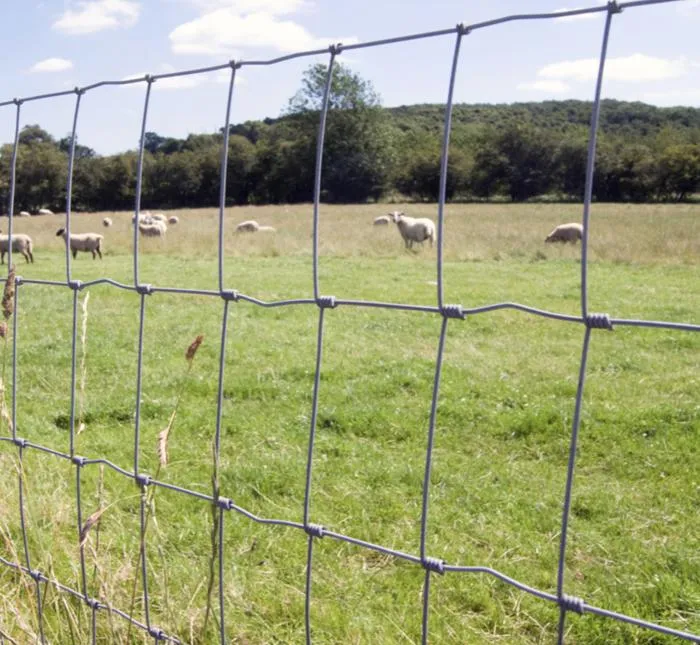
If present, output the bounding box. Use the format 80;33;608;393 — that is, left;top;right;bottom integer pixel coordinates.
1;0;699;642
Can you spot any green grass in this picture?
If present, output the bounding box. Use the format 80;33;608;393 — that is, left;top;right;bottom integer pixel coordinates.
0;203;698;644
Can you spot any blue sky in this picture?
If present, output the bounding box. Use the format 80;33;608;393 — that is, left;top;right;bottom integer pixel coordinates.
1;0;699;154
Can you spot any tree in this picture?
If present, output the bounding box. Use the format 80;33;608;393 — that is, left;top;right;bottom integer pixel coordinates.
283;62;394;203
656;144;700;201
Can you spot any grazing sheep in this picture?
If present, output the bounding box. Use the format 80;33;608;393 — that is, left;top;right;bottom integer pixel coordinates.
236;220;260;233
102;217;113;228
257;225;276;233
373;215;391;226
390;211;436;249
38;208;53;215
138;221;167;237
545;222;583;243
0;231;34;264
56;228;104;259
18;211;31;217
132;212;154;225
150;213;167;223
168;216;179;225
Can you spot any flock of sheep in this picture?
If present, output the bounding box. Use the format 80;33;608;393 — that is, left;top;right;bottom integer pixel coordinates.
0;209;584;265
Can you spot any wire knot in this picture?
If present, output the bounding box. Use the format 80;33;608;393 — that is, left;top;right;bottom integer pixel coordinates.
14;275;23;286
220;289;239;302
13;98;23;106
441;304;465;320
458;23;471;35
316;295;337;309
422;556;445;575
148;627;166;640
560;594;585;614
329;42;343;56
74;86;84;95
135;473;151;487
13;437;27;448
68;280;84;291
607;0;623;14
216;496;232;510
229;60;242;69
136;283;153;296
71;455;86;467
145;74;154;83
86;597;101;610
29;569;44;582
585;313;613;330
305;523;325;539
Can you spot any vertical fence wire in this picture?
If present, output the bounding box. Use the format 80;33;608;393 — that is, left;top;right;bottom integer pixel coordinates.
64;91;83;284
217;65;238;294
311;48;338;302
133;78;153;288
0;2;697;643
436;28;465;310
6;101;21;270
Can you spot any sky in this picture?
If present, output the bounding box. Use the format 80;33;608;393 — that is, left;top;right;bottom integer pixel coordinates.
1;0;699;155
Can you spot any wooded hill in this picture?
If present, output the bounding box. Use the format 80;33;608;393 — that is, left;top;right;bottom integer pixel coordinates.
2;62;699;213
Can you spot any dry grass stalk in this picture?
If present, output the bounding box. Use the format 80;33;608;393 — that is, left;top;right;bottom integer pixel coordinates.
79;503;113;548
77;292;90;435
0;377;13;434
157;410;177;467
0;322;7;339
2;266;15;321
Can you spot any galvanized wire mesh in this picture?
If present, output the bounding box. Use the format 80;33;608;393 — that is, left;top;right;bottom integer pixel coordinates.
1;1;699;643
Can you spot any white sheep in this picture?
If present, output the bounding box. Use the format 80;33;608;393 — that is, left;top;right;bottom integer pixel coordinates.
545;222;583;243
102;217;113;228
168;216;179;225
0;231;34;264
390;211;436;249
138;221;167;237
151;213;167;223
257;225;276;233
236;220;260;233
373;215;391;226
38;208;53;215
18;211;31;217
56;228;104;259
132;212;154;225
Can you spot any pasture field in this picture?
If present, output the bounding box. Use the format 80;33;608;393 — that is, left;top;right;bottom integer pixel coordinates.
0;203;698;644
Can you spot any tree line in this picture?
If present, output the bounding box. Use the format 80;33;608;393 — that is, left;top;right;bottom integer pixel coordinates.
1;63;699;214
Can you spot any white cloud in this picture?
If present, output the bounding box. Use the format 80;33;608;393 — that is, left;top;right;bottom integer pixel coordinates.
29;57;74;73
169;6;356;56
538;53;689;83
517;79;570;93
53;0;140;35
185;0;306;12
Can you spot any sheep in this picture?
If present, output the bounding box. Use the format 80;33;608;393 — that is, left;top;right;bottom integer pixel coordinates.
56;228;104;259
373;215;391;226
38;208;53;215
138;221;167;237
0;231;34;264
389;211;436;249
102;217;113;228
132;212;154;225
18;211;31;217
168;216;179;225
545;222;583;243
236;220;260;233
151;213;167;223
257;225;276;233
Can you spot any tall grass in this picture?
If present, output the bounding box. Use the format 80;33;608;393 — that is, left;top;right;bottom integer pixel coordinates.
0;203;697;644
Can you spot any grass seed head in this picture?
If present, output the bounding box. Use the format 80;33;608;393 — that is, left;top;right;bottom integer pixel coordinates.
186;334;204;363
0;322;7;339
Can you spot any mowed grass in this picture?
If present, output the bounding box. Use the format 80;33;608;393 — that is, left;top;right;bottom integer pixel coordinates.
0;203;698;644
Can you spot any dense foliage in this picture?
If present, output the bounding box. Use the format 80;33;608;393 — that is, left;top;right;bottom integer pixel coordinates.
2;63;700;212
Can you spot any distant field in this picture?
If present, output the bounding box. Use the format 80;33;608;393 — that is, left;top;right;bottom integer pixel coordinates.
0;203;698;644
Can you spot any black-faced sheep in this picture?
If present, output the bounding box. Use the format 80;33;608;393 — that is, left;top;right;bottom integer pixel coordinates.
168;216;179;225
102;217;113;228
545;223;583;243
56;228;104;259
390;211;436;249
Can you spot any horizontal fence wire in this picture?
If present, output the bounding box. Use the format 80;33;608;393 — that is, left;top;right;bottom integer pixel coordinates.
1;1;698;643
